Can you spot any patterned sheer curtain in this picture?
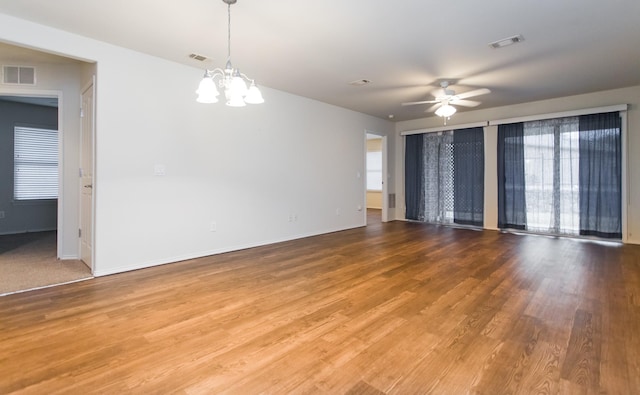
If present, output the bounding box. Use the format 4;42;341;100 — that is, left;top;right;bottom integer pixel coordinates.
423;132;454;223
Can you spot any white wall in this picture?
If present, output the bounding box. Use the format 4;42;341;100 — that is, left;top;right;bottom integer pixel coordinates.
0;13;395;275
395;85;640;244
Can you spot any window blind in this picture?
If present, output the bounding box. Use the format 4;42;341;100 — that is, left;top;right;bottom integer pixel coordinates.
14;126;59;200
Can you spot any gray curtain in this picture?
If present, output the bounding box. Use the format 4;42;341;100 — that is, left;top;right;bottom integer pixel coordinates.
579;112;622;238
497;122;526;230
405;134;425;220
453;127;484;226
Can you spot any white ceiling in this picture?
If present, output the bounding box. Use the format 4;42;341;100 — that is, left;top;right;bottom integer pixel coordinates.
0;0;639;121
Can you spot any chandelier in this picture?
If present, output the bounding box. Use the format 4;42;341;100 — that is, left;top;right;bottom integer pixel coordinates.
196;0;264;106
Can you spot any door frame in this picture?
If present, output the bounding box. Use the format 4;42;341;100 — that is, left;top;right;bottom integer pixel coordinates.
364;131;388;223
79;78;96;271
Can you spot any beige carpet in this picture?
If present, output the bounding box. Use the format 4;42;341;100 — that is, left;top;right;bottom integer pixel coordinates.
0;231;92;296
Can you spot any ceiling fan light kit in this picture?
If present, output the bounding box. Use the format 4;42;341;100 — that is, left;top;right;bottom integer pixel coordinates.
196;0;264;106
435;104;456;118
401;80;490;123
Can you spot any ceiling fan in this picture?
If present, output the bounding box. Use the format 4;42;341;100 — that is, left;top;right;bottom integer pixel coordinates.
402;81;491;119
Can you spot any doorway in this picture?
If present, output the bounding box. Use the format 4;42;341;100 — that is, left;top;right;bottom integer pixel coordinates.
0;94;92;295
365;132;388;224
0;94;60;242
0;42;96;294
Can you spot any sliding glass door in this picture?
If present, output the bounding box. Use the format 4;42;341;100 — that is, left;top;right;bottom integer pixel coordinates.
522;117;579;235
405;127;484;227
498;112;621;239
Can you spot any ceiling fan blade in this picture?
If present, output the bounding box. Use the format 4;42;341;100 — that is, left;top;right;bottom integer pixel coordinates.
401;99;439;106
455;88;491;100
450;99;480;107
425;103;441;113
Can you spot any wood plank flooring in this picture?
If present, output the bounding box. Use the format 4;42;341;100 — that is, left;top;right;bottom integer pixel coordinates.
1;218;639;394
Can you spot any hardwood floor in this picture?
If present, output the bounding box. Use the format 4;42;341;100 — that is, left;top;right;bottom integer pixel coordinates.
1;220;639;394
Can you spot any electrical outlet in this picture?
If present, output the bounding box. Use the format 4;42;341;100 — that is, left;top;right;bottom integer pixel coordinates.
210;222;217;232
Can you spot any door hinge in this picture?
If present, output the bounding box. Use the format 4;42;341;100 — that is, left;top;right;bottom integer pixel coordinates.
79;228;82;238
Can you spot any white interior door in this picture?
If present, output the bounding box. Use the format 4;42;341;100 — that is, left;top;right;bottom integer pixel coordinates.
80;80;95;270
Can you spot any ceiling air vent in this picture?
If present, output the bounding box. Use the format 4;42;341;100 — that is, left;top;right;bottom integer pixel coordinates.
2;66;36;85
489;34;525;49
189;53;208;62
349;79;371;86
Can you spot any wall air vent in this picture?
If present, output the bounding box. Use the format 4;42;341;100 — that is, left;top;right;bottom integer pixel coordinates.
2;66;36;85
388;193;396;209
489;34;525;49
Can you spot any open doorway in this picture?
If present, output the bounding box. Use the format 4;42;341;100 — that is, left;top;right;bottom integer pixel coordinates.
0;95;90;295
0;41;95;294
365;132;388;225
0;95;59;244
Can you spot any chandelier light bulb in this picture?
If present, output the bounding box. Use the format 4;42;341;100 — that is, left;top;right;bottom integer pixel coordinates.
226;93;247;107
244;81;265;104
196;77;220;103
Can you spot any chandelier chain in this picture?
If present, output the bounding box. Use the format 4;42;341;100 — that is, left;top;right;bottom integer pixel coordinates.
227;2;231;61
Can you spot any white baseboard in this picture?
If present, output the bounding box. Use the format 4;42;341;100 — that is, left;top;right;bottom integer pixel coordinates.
0;228;56;236
93;225;364;277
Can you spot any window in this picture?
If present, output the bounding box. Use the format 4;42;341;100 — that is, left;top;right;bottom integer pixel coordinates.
405;127;484;226
14;126;59;200
366;151;382;191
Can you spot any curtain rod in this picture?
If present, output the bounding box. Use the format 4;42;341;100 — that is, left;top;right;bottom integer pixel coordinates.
400;121;489;136
488;104;628;126
400;104;629;136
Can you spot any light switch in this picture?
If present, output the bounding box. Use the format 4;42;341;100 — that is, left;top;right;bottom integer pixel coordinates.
154;164;166;176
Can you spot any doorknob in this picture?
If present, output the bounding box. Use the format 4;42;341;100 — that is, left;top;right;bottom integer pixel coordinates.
84;184;93;188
